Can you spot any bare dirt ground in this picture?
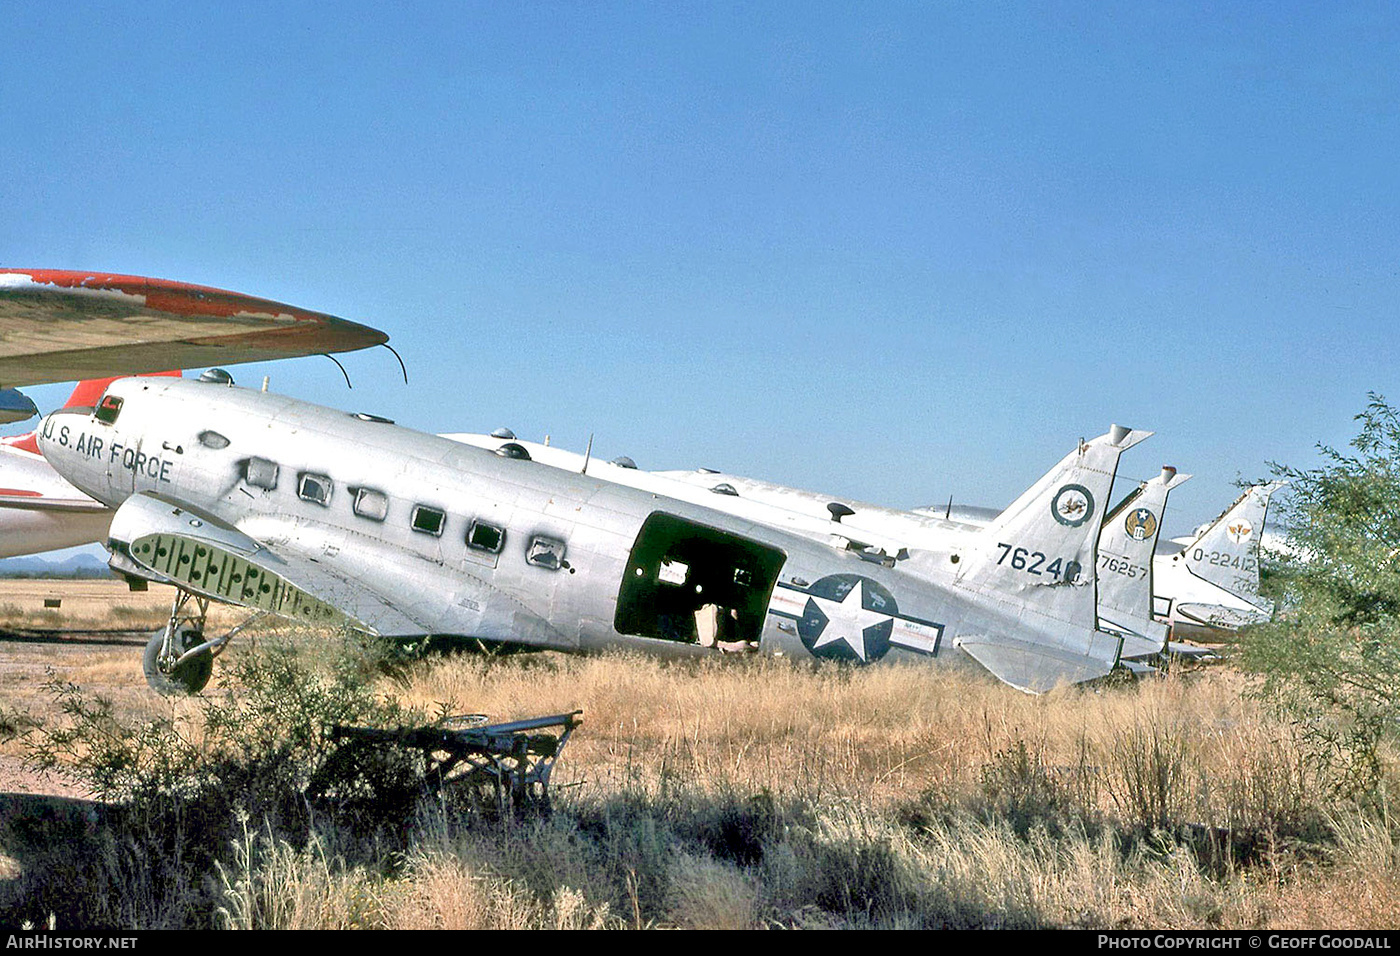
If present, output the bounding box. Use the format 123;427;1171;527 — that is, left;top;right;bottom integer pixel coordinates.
0;577;242;798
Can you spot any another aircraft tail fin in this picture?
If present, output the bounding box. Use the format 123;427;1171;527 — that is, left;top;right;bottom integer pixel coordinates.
1097;466;1191;657
949;425;1151;691
1179;480;1286;603
957;425;1152;617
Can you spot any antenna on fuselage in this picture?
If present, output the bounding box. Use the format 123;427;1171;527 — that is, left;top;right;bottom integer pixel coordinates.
581;433;594;475
261;376;269;392
322;354;352;389
945;495;953;520
381;343;409;385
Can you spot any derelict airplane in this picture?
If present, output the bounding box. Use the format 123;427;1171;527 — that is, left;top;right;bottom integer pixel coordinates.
0;270;390;558
444;430;1190;667
38;367;1159;696
452;426;1278;648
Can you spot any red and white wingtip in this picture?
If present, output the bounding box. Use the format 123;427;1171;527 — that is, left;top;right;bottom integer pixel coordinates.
0;269;389;389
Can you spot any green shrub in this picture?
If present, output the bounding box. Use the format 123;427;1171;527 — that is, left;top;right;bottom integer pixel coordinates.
1243;394;1400;795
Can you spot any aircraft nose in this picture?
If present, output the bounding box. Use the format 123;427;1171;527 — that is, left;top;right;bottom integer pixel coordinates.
36;408;98;488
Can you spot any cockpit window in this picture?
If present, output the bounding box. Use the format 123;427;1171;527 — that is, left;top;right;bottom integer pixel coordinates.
94;395;123;425
298;472;333;506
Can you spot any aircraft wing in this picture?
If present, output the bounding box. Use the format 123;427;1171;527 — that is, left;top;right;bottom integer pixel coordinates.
0;494;107;513
106;491;425;636
0;269;389;389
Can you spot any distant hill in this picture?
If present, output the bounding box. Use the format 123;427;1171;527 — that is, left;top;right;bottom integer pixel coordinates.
0;553;113;578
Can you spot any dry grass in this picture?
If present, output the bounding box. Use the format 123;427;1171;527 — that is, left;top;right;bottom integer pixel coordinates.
2;608;1398;929
369;653;1369;929
0;579;243;631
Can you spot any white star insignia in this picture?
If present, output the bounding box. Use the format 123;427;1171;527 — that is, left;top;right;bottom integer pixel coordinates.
809;581;893;662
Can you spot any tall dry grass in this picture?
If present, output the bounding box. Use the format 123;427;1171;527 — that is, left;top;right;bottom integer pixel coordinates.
3;640;1397;928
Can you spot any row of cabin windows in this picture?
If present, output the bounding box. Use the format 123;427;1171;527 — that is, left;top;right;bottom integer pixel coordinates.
243;456;565;568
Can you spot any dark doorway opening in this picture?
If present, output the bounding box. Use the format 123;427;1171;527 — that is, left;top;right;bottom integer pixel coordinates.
615;512;786;646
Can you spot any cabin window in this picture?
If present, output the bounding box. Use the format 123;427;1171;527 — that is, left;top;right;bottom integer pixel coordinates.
199;430;230;450
526;535;566;570
468;520;505;553
245;458;279;490
659;559;689;585
95;395;123;425
298;472;333;506
353;488;388;522
412;505;446;536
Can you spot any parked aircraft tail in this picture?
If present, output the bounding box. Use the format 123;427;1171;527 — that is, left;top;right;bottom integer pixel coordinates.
1178;480;1285;605
1097;466;1191;659
951;424;1152;692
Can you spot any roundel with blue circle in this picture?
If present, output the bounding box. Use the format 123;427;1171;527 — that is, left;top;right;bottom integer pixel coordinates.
796;573;900;664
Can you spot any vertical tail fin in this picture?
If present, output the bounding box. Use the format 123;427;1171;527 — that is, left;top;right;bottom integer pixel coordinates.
957;424;1152;627
950;424;1152;693
1097;466;1191;656
1180;480;1286;604
61;371;182;410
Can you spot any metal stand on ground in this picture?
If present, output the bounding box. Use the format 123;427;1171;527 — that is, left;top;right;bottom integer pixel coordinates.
313;710;584;813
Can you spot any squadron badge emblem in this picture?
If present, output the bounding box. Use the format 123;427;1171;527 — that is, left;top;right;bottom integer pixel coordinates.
1226;519;1253;544
1124;507;1157;541
1051;483;1094;527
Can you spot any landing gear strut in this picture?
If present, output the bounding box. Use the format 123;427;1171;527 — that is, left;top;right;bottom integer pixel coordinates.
142;589;263;695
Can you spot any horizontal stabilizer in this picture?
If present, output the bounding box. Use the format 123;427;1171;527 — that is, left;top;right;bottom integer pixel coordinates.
108;492;423;635
1173;601;1269;630
1119;659;1158;677
1098;609;1169;661
1166;641;1219;660
956;630;1121;694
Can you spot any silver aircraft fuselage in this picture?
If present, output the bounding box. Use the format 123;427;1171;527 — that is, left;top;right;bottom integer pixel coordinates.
36;376;1098;677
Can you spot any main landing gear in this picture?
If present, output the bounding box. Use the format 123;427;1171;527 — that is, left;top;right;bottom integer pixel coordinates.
142;589;263;695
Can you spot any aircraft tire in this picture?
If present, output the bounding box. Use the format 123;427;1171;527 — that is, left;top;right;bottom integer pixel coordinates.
142;625;214;696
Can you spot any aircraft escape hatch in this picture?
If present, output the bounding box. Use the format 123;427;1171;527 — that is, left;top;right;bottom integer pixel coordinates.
615;512;786;646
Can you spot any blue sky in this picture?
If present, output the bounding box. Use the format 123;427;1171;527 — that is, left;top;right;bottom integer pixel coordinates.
3;2;1397;539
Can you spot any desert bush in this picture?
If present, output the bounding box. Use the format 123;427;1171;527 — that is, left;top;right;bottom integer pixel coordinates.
1244;395;1400;794
5;628;426;927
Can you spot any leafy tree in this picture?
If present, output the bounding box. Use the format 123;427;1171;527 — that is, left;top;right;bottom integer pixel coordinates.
1243;394;1400;793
